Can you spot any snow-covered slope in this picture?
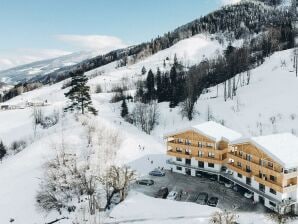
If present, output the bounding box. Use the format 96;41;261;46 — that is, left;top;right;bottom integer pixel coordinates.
0;29;297;223
0;51;98;84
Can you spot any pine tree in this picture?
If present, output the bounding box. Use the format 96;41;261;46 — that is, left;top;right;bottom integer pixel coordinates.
64;70;97;115
156;68;162;102
169;66;179;108
121;99;128;118
0;141;6;160
141;66;147;75
146;69;155;102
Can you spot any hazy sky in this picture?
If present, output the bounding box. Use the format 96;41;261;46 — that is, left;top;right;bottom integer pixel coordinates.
0;0;237;70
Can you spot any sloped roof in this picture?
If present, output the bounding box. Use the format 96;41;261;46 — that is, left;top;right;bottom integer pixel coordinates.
232;133;298;169
164;121;242;143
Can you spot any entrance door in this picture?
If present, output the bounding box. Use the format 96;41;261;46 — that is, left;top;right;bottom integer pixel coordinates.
246;177;251;186
185;159;191;165
185;168;191;175
259;196;265;205
198;161;204;168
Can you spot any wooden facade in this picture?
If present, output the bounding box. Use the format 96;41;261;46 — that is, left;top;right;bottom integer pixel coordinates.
166;130;228;165
166;129;298;194
230;142;298;193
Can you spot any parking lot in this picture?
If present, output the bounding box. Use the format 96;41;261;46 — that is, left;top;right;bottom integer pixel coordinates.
133;170;266;212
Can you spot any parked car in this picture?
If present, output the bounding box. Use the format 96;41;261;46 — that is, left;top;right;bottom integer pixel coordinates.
155;187;169;198
207;197;219;207
136;179;154;186
167;191;178;200
226;170;233;175
244;192;253;199
225;182;233;188
209;176;217;181
176;190;183;201
149;169;165;176
187;192;199;202
196;192;208;205
233;185;238;192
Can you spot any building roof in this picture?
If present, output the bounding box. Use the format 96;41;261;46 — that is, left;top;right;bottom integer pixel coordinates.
232;133;298;169
164;121;242;143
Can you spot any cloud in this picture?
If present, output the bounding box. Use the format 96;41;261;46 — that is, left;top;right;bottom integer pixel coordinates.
221;0;241;5
0;49;71;71
56;34;128;54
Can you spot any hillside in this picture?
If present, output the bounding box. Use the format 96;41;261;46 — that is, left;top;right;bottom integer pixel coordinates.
0;26;297;222
0;0;297;223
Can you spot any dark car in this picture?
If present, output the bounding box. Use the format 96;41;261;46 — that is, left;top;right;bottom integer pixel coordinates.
207;197;219;207
136;179;154;186
149;169;165;176
155;187;169;199
196;192;208;205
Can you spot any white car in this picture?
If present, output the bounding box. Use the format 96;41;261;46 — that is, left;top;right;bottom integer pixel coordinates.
244;192;253;199
167;191;178;200
225;182;233;188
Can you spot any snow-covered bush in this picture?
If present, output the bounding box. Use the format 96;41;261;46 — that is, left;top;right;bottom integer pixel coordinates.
36;116;134;218
10;139;27;153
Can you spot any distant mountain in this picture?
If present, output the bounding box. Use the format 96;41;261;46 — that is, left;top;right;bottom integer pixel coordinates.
27;0;295;85
0;51;99;84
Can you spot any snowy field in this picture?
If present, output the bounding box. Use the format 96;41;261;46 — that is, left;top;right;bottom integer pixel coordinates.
0;31;297;223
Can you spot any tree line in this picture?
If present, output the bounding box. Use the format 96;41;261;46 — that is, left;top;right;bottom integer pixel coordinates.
135;26;292;120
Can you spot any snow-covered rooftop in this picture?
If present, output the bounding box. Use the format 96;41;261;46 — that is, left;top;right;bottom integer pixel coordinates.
164;121;242;143
233;133;298;169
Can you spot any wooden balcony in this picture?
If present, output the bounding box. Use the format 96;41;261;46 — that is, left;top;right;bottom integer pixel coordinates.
228;153;283;177
193;156;223;164
226;163;252;177
168;142;227;155
167;150;191;159
253;175;284;193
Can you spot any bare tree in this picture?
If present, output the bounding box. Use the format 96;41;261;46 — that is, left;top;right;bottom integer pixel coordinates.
267;211;292;224
209;210;238;224
131;101;159;134
99;165;137;210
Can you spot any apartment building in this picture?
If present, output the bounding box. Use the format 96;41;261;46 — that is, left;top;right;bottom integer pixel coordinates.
165;121;298;214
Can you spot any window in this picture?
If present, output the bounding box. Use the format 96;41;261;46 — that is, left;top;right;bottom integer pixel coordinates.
198;161;204;168
198;151;203;157
185;159;191;165
185;149;191;155
176;148;182;153
268;162;273;169
186;139;191;145
246;165;251;173
176;157;182;162
176;166;182;171
246;154;252;161
269;188;276;195
237;161;242;168
208;163;215;168
208;152;215;158
237;173;243;178
178;138;183;143
207;143;213;148
269;201;276;207
270;175;276;182
259;183;265;193
239;151;243;157
198;142;203;148
259;159;265;166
